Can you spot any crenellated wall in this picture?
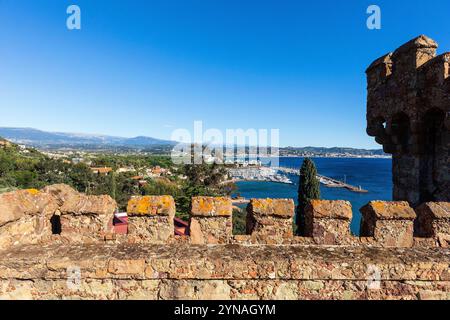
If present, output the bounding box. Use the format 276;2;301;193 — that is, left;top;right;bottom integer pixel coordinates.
0;186;448;249
0;188;449;300
366;35;449;207
0;184;115;247
119;195;449;248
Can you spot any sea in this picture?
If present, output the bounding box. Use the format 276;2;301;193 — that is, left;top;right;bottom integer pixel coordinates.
233;157;392;235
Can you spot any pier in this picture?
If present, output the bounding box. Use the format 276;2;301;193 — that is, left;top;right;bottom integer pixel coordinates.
271;167;368;193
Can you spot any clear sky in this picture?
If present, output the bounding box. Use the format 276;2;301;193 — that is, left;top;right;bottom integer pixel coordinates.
0;0;449;148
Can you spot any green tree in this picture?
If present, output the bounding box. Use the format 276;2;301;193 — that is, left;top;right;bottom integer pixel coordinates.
296;158;321;235
110;171;117;200
13;170;37;188
67;163;93;193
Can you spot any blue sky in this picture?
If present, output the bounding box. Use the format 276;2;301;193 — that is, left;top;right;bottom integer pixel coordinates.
0;0;449;148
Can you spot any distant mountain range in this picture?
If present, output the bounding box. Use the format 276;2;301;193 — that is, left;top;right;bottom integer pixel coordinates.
0;127;176;150
0;127;386;156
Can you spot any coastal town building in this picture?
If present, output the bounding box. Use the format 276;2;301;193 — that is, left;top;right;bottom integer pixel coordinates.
90;167;113;176
117;166;135;173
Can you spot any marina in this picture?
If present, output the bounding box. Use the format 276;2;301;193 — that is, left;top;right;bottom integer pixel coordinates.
227;167;293;184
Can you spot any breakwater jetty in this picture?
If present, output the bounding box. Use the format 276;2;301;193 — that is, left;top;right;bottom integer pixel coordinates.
271;166;368;193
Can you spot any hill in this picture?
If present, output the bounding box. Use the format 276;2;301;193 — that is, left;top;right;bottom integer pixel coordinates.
0;127;176;150
0;127;386;156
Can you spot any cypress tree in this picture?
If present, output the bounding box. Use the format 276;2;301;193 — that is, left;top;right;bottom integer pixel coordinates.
296;158;321;235
110;171;117;201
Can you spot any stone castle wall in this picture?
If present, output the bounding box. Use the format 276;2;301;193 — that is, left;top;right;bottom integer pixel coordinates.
1;186;448;249
0;243;448;300
0;185;449;300
366;35;449;206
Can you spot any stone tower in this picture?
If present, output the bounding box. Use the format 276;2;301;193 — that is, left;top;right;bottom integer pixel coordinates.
366;35;449;207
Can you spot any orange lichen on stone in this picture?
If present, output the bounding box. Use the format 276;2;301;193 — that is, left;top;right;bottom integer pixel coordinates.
248;199;294;217
127;196;175;216
26;189;40;196
191;197;232;217
307;200;352;220
361;201;416;220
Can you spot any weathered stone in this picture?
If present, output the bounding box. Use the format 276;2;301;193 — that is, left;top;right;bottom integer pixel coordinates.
127;216;174;243
41;184;79;204
191;197;232;217
127;195;175;216
415;202;450;246
126;195;175;243
116;280;159;300
247;198;295;217
304;200;353;245
246;199;294;244
159;280;231;300
0;189;55;226
360;201;416;247
0;188;56;248
0;243;449;300
189;217;232;245
60;194;116;216
0;185;116;247
188;197;232;245
366;35;449;207
361;201;416;220
53;187;115;242
108;259;146;276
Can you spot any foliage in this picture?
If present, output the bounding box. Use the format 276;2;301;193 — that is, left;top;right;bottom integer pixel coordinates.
90;154;174;170
176;162;234;215
0;139;235;222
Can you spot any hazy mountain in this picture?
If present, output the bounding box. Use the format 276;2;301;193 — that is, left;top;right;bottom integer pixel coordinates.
0;127;385;156
0;127;176;149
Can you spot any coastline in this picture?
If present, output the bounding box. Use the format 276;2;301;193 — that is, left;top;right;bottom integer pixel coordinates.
233;157;393;235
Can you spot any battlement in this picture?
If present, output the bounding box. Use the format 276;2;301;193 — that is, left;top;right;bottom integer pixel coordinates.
1;185;448;249
366;35;448;123
366;35;450;207
0;186;448;300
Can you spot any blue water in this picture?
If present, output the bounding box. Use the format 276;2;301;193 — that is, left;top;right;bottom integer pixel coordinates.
233;157;392;235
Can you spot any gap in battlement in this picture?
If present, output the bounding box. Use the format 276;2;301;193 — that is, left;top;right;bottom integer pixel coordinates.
50;215;61;235
232;206;248;235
